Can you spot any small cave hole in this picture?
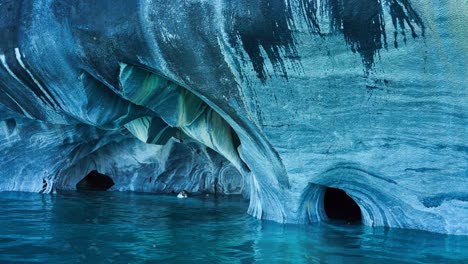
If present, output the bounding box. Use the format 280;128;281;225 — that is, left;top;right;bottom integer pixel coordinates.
324;187;362;223
6;118;16;135
76;170;114;191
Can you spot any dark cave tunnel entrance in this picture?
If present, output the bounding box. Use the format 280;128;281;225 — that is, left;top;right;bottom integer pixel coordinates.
324;187;362;223
76;170;115;191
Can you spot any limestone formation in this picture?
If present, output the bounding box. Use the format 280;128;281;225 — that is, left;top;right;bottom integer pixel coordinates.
0;1;466;235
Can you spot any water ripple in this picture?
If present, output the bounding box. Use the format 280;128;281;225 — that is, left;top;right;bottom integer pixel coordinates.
0;191;465;263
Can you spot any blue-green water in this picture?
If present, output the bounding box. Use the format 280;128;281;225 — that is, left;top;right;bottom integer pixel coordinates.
0;191;466;263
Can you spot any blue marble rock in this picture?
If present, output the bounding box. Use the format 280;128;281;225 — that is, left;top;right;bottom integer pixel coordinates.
0;1;466;235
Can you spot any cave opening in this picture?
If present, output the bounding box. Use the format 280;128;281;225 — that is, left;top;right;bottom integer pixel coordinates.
324;187;362;223
76;170;115;191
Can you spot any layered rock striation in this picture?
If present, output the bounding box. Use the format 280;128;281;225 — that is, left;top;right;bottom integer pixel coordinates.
0;0;466;234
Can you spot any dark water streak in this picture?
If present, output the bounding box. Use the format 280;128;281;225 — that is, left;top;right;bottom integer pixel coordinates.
228;0;425;82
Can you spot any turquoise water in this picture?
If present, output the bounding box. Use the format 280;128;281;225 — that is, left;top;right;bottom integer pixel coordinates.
0;191;466;263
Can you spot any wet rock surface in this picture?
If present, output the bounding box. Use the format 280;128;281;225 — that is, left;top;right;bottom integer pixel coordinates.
0;1;466;234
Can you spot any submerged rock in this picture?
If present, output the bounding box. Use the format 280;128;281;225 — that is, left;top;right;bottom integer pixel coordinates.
0;1;466;235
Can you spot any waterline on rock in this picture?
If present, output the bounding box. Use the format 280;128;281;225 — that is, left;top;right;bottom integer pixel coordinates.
0;191;465;263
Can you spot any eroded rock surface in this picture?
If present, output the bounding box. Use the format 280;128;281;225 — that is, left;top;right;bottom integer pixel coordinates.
0;1;466;234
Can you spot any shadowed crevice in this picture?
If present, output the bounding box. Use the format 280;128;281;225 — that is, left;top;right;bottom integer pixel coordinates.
324;187;362;223
76;170;114;191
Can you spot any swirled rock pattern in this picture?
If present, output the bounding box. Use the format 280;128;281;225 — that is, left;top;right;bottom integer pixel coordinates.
0;1;466;234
